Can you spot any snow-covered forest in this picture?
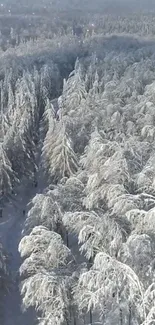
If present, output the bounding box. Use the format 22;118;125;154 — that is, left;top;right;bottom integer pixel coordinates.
1;0;155;324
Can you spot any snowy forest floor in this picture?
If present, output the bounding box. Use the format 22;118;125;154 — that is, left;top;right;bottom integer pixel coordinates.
0;158;46;324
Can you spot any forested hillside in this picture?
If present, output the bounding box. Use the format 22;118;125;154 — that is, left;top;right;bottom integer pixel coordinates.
1;1;155;324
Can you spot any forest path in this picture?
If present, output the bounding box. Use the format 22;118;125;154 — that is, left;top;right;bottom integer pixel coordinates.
0;157;46;325
0;183;38;325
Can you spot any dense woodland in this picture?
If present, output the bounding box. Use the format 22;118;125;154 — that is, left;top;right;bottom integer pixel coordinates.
1;1;155;325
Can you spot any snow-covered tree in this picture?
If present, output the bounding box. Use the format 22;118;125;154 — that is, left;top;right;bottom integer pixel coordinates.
21;272;71;325
57;176;85;213
59;60;87;118
25;191;62;233
19;226;72;272
63;210;126;260
142;283;155;325
74;252;144;325
0;144;18;205
42;120;78;183
19;226;75;325
119;234;155;287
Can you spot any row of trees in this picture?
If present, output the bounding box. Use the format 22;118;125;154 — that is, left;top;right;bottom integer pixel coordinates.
17;39;155;324
0;35;83;320
0;33;87;206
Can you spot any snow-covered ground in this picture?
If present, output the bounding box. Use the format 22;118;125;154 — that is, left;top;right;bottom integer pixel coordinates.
0;150;47;325
0;181;39;325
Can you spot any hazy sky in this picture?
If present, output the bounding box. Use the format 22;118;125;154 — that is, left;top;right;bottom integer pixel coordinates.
1;0;155;13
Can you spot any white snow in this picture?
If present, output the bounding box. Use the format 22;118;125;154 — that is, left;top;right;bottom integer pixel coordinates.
0;161;45;324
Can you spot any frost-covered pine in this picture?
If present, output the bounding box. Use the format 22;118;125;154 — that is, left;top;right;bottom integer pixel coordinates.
25;191;62;233
21;272;71;325
19;226;72;274
63;211;124;260
59;60;87;117
1;72;41;181
142;283;155;325
57;176;85;213
74;252;144;325
19;226;75;325
119;233;155;287
0;144;18;204
42;121;78;183
81;130;130;210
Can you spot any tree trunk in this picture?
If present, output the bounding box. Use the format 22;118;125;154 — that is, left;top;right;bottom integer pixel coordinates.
129;304;132;325
120;308;123;325
119;308;123;325
73;316;76;325
88;257;93;270
90;309;93;325
72;304;76;325
66;230;69;248
102;301;106;323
